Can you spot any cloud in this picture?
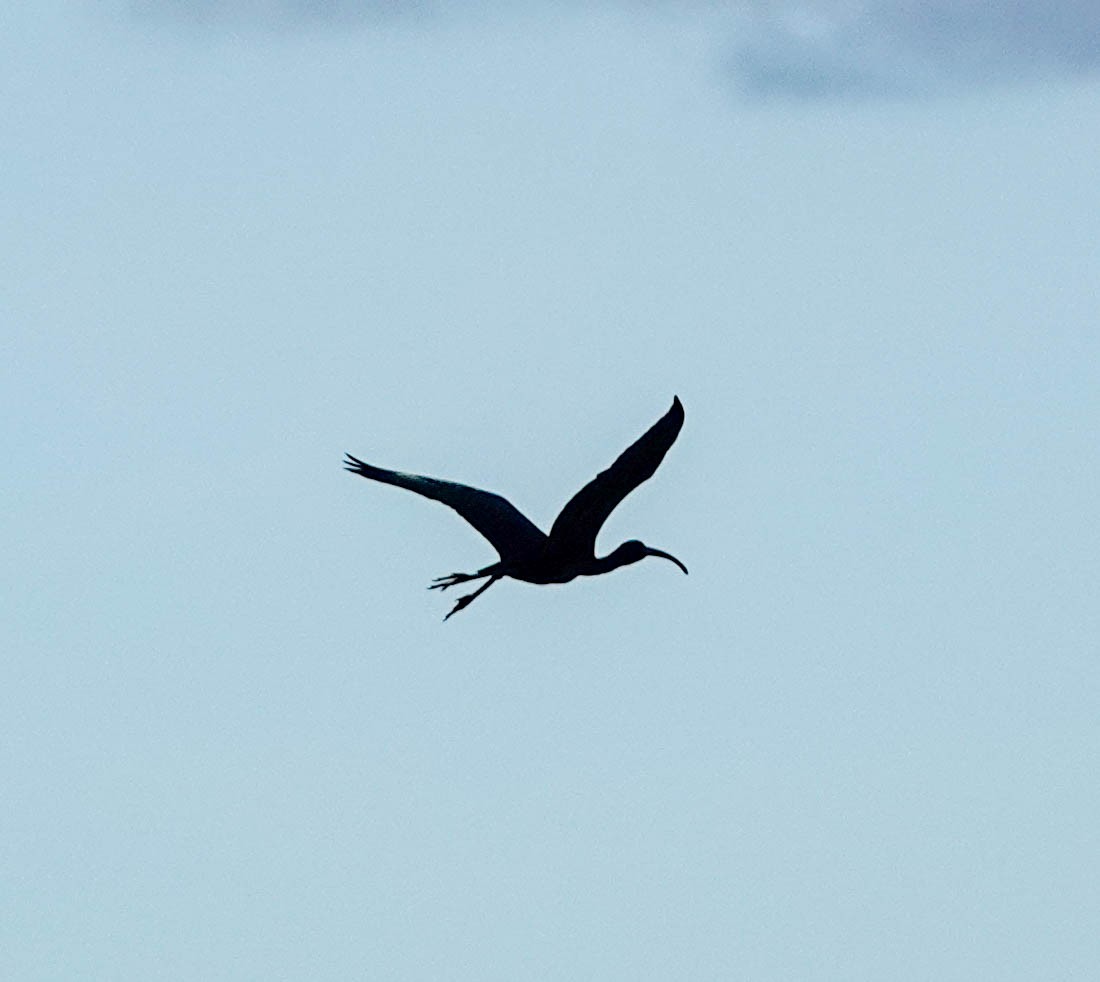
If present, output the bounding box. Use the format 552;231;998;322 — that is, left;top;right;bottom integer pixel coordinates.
125;0;436;30
730;1;1100;98
124;1;1100;97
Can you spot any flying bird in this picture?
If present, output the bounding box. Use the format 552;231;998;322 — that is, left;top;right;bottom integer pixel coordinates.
344;396;687;620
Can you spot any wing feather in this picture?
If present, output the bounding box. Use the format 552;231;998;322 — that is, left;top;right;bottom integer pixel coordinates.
546;397;684;562
344;455;547;561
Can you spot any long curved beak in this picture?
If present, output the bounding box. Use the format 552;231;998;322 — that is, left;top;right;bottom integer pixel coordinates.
646;547;689;575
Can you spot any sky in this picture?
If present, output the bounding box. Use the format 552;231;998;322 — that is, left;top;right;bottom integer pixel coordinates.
4;2;1099;979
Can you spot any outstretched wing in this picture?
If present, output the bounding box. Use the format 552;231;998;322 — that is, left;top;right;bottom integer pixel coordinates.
546;397;684;563
344;454;548;561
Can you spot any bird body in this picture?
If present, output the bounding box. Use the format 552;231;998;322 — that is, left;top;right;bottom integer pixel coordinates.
345;397;687;619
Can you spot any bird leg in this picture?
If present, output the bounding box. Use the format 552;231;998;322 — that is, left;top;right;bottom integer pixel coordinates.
429;572;479;591
429;561;503;592
443;575;500;621
427;561;506;618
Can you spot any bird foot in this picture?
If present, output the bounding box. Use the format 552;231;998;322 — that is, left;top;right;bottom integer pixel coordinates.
429;572;475;591
443;592;478;621
438;573;500;620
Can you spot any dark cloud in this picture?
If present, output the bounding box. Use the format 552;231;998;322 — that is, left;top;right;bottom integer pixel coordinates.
731;1;1100;98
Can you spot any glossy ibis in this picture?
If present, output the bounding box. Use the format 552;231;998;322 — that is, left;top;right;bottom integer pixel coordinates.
344;396;687;620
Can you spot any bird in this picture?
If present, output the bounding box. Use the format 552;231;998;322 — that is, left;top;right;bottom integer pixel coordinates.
344;396;688;620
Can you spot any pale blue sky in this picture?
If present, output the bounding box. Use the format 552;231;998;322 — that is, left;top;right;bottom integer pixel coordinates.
4;3;1099;979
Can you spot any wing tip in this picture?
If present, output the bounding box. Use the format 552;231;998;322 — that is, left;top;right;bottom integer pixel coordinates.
668;395;684;427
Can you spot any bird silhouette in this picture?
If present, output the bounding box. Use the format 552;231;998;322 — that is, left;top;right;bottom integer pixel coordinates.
344;396;687;620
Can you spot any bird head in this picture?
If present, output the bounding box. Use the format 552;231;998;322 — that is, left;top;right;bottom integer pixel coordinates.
612;539;689;575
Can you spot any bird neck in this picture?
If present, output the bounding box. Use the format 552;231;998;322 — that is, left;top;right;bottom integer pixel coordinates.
584;549;633;576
